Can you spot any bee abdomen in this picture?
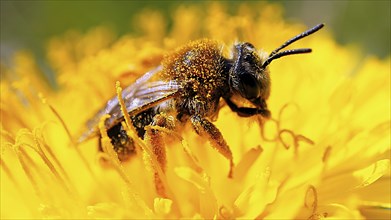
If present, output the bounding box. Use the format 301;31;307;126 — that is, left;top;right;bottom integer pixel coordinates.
100;123;136;161
100;108;158;162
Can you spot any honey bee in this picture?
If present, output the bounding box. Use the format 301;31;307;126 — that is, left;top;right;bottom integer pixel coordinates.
80;24;324;185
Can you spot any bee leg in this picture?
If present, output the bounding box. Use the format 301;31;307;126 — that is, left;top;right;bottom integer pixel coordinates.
225;98;271;118
190;115;234;178
144;113;175;198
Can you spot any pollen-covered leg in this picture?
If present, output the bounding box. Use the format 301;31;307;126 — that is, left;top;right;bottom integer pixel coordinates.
190;115;234;178
144;113;175;198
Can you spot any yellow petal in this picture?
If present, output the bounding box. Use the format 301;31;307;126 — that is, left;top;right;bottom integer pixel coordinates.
175;166;218;219
353;159;390;188
154;197;173;216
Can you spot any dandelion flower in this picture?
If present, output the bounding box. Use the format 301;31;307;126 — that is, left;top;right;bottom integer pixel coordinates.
1;3;390;219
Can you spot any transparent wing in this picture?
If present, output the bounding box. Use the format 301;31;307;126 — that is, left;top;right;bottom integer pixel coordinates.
79;66;181;142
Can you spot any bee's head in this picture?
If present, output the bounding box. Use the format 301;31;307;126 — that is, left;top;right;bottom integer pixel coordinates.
229;42;271;108
228;23;324;111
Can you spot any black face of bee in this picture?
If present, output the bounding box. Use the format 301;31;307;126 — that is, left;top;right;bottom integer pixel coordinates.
228;23;325;110
229;42;270;107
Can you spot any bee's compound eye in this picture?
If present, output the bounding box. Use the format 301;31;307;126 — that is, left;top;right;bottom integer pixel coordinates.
239;73;260;100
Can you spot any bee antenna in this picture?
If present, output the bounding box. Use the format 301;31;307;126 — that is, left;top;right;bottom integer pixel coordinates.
261;48;312;69
261;23;324;69
268;23;324;58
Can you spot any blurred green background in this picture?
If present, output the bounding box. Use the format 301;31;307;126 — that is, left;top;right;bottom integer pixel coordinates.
1;0;390;62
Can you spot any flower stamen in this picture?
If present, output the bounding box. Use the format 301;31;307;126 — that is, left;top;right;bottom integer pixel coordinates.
322;146;332;164
1;129;15;143
15;145;43;198
259;103;314;159
278;129;315;157
39;93;74;146
146;124;203;173
219;205;233;219
258;117;280;142
255;176;290;219
15;134;74;197
278;129;296;150
98;114;153;216
277;103;300;122
34;126;73;189
41;94;101;187
116;82;178;206
305;185;325;220
0;157;21;189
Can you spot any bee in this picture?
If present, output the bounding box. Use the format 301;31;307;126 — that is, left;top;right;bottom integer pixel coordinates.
80;23;324;193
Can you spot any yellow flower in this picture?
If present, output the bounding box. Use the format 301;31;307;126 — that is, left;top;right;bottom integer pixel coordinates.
1;3;390;219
